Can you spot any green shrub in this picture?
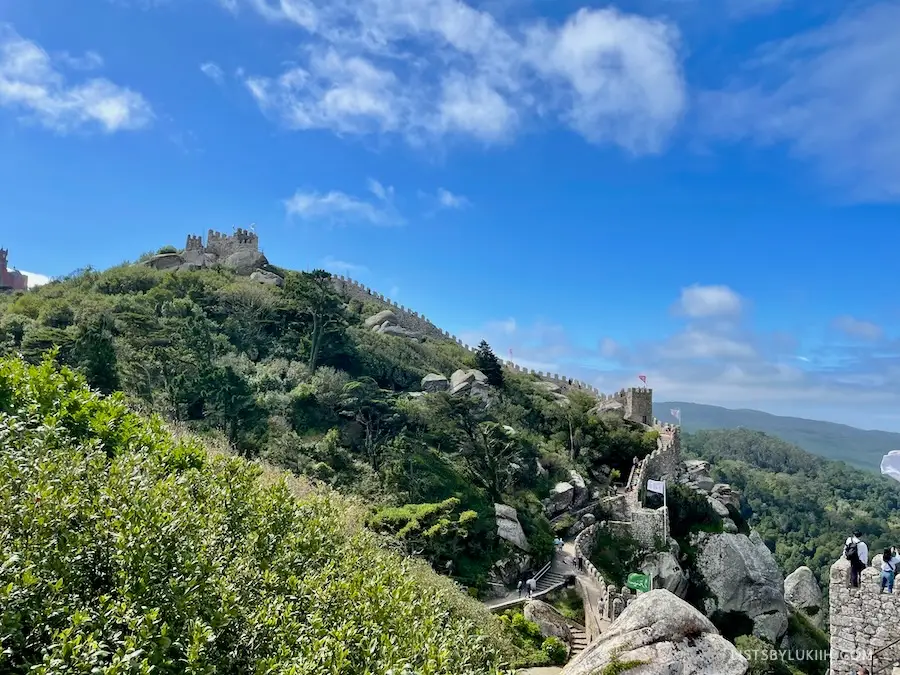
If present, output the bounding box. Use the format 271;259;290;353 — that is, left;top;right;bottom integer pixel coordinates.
0;355;513;675
541;637;567;665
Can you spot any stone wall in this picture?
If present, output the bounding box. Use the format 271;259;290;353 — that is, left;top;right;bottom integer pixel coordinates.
575;523;639;638
829;557;898;674
0;249;28;291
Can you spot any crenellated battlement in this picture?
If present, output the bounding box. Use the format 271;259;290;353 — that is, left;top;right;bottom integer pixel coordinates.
183;228;260;260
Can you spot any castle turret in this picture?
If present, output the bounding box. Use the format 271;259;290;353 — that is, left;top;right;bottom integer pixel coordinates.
624;387;653;425
0;248;28;291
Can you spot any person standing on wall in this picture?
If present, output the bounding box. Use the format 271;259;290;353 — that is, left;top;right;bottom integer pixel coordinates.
844;530;868;588
881;547;900;593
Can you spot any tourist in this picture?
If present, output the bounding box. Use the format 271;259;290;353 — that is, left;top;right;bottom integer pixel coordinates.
882;547;900;593
516;579;523;598
844;530;869;588
526;577;537;599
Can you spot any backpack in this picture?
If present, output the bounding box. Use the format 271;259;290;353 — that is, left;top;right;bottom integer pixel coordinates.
845;539;860;563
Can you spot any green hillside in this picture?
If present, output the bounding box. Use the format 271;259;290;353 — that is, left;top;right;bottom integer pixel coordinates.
657;401;900;472
0;355;518;674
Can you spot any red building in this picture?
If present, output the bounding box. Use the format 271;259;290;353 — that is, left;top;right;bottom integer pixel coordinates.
0;249;28;291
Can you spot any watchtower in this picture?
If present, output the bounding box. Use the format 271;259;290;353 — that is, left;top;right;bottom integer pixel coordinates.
624;387;653;425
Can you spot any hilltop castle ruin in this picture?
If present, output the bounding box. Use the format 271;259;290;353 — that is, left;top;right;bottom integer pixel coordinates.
0;249;28;291
185;228;259;259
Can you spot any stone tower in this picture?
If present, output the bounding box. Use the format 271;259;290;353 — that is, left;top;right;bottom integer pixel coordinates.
624;387;653;425
0;249;28;291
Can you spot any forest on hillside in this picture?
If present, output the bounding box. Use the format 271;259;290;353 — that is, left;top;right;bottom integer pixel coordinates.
685;428;900;592
0;261;655;589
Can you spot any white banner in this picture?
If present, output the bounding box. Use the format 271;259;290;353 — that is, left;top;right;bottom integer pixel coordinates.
881;451;900;484
647;479;666;495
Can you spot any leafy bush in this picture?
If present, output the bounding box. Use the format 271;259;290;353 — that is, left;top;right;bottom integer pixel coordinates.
541;637;568;665
0;355;514;675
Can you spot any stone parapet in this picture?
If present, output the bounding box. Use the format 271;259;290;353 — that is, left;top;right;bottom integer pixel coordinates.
829;557;899;674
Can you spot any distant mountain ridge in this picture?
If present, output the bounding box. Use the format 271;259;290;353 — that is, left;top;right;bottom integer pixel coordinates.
654;401;900;473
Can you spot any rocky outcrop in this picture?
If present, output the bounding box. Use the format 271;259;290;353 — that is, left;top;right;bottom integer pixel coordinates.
711;483;741;511
495;503;530;552
784;566;823;627
683;459;714;492
449;369;487;395
561;590;748;675
421;373;449;393
364;309;424;340
694;531;788;643
365;310;397;329
547;482;575;516
524;600;574;647
146;252;184;270
640;552;690;599
488;550;532;589
223;250;268;275
569;470;587;507
250;269;284;286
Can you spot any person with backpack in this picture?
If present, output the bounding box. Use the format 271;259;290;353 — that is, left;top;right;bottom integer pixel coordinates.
844;530;869;588
881;547;900;593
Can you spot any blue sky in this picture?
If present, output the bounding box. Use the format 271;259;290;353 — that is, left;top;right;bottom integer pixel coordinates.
1;0;899;429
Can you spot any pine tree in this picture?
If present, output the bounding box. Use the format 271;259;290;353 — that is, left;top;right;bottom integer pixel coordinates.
474;340;504;388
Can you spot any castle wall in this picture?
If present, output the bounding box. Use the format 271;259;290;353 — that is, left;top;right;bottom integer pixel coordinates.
198;228;259;259
829;558;897;674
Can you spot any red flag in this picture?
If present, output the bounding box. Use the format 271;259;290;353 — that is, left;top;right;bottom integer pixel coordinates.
638;374;647;384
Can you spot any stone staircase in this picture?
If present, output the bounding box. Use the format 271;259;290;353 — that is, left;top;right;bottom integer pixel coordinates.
568;623;588;659
535;570;569;594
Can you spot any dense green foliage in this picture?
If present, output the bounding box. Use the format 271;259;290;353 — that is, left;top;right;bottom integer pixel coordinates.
0;355;517;674
658;401;900;472
685;428;900;596
0;263;652;588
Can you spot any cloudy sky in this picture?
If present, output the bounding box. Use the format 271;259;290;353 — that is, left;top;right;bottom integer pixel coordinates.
1;0;898;429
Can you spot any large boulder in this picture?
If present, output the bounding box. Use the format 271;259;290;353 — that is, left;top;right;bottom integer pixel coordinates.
365;310;397;329
561;590;748;675
379;324;422;340
146;253;184;270
450;369;477;395
694;531;788;643
547;482;575;516
487;550;532;589
524;600;573;646
569;470;588;507
495;503;530;552
784;566;823;627
708;497;731;519
182;248;217;267
250;269;284;287
223;249;268;275
421;373;449;393
640;552;690;599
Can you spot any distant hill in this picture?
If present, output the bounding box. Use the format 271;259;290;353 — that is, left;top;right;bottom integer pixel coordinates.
655;401;900;473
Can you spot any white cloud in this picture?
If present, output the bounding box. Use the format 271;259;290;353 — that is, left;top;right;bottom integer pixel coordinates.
673;284;743;318
832;315;884;342
200;61;225;84
367;178;394;202
235;1;686;151
320;255;369;275
57;50;104;71
19;270;52;288
0;25;153;133
700;2;900;201
284;185;403;225
436;187;469;209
